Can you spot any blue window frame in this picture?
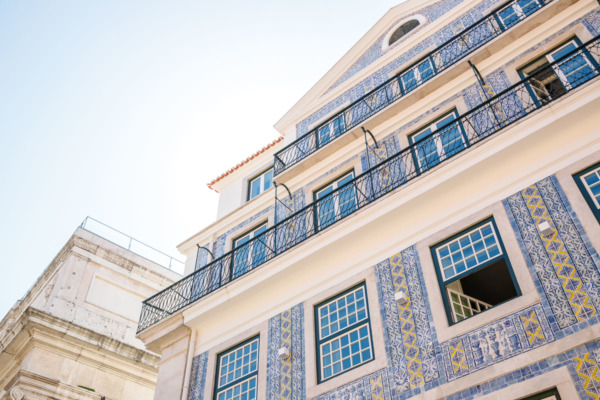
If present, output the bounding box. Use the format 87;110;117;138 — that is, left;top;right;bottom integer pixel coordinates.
317;114;346;147
214;336;259;400
431;219;520;324
232;223;268;279
248;168;274;201
496;0;543;29
519;38;599;105
409;110;468;174
400;57;435;93
574;162;600;224
315;283;374;382
314;171;357;230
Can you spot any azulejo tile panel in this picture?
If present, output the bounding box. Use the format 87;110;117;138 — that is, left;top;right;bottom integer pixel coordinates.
504;175;600;330
267;304;305;400
297;0;505;137
187;351;208;400
442;339;600;400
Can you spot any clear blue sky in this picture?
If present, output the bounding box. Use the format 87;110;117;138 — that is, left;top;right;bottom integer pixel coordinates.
0;0;405;318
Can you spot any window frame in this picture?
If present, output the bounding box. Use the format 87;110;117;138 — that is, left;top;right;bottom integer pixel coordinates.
521;387;562;400
431;218;521;325
231;222;268;279
213;335;260;400
408;109;469;174
313;170;357;230
313;282;375;383
574;162;600;224
494;0;544;30
317;114;346;148
247;167;274;201
388;19;420;46
518;37;599;106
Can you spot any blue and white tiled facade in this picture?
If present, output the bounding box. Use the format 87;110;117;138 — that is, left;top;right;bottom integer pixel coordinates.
187;166;600;399
181;1;600;399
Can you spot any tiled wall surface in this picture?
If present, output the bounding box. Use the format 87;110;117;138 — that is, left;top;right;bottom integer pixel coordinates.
187;169;600;399
185;4;600;399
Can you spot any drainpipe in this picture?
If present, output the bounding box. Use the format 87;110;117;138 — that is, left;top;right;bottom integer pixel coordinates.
181;328;198;400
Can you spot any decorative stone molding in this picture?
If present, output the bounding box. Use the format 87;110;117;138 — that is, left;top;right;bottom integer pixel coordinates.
9;386;24;400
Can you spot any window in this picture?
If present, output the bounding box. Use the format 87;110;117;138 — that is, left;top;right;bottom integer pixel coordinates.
317;114;346;147
400;58;435;92
496;0;543;29
314;171;357;230
315;283;374;382
409;110;467;174
388;19;420;46
232;223;267;279
522;388;562;400
248;168;274;200
519;38;598;104
431;219;520;324
574;162;600;223
214;337;259;400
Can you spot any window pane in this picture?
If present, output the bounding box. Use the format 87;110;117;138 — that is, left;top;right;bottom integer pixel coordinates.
217;339;259;390
435;222;503;281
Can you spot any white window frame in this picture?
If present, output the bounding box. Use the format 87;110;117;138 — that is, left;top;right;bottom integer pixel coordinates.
231;223;268;279
409;109;466;173
314;171;357;230
248;167;273;201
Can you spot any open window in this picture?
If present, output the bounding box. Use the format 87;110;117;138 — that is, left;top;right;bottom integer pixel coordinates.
431;218;520;324
521;388;562;400
519;38;598;105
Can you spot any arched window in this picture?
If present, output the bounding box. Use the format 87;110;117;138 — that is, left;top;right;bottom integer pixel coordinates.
388;19;420;46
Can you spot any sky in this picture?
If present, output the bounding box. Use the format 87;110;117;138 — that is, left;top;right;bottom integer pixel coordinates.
0;0;406;319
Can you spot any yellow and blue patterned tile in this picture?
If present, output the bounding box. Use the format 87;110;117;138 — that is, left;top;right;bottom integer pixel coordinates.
389;253;425;389
522;184;597;321
574;352;600;399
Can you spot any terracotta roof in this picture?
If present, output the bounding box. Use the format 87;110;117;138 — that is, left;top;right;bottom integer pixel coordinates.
207;136;284;192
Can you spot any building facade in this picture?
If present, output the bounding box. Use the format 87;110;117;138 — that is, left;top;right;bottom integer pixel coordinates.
138;0;600;399
0;224;181;399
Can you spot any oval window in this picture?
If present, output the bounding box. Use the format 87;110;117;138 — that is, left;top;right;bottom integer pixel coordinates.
389;19;420;46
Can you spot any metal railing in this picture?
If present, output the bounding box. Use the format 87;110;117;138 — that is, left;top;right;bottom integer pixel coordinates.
137;35;600;333
273;0;554;176
448;288;492;322
80;217;184;274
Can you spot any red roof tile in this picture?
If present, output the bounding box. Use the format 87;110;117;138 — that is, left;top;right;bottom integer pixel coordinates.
207;136;284;192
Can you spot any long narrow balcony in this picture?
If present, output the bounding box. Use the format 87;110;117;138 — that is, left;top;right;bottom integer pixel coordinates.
137;35;600;333
273;0;555;177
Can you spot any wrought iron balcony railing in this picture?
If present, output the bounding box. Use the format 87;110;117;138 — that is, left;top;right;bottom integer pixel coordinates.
138;35;600;333
273;0;554;176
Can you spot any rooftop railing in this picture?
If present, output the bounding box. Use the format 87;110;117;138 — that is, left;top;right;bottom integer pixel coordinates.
273;0;554;176
137;35;600;333
80;217;185;274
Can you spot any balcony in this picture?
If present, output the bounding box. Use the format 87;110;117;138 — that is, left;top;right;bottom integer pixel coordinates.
137;35;600;333
273;0;556;177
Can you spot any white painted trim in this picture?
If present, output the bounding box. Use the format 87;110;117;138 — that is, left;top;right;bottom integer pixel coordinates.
382;14;428;52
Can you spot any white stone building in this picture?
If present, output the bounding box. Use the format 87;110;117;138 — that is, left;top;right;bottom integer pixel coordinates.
0;222;181;399
138;0;600;398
